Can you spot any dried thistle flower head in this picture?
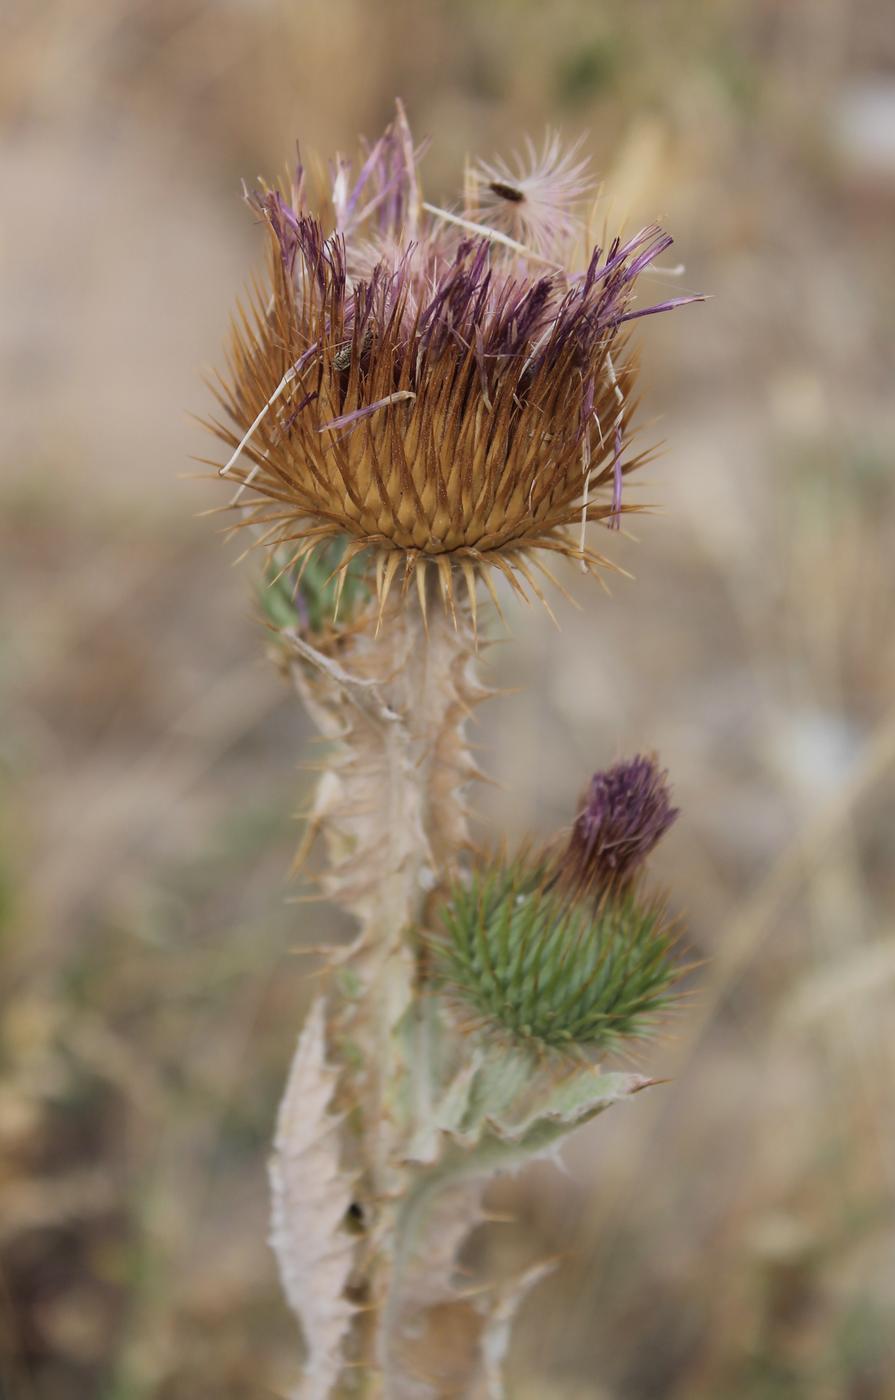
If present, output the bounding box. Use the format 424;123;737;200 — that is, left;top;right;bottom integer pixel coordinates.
435;853;677;1052
211;102;700;624
562;754;679;897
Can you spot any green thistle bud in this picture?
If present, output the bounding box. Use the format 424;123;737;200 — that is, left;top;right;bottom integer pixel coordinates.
434;855;678;1052
259;535;370;635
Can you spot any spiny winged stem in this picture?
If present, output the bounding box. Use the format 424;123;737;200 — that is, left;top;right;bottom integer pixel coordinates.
279;589;490;1394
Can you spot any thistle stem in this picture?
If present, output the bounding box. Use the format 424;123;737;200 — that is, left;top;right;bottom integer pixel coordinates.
282;590;484;1393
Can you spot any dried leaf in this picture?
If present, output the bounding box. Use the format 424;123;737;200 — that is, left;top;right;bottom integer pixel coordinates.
269;999;357;1400
479;1261;557;1400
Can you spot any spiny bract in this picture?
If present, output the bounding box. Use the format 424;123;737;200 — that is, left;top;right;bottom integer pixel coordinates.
210;102;699;626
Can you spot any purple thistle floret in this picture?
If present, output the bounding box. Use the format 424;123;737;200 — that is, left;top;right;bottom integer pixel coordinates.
563;754;679;895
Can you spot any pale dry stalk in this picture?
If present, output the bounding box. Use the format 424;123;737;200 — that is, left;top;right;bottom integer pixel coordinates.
274;588;497;1396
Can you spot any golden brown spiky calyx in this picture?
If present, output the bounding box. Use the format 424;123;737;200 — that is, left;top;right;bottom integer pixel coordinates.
208;103;700;626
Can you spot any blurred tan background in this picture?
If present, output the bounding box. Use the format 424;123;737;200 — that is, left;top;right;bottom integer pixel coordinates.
2;1;895;1396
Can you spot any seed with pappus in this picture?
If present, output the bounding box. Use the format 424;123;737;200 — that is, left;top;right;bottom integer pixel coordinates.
435;855;678;1052
209;102;701;626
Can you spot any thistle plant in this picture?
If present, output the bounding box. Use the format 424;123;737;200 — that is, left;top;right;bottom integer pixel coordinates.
204;102;699;1398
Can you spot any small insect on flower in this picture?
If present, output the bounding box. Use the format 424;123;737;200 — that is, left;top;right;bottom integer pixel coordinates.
208;103;701;629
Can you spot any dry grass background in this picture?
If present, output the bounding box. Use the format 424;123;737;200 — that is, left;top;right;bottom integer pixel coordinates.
2;1;895;1396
